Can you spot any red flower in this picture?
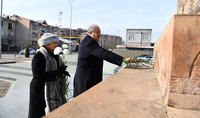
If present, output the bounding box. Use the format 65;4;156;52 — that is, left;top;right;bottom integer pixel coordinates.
129;58;134;63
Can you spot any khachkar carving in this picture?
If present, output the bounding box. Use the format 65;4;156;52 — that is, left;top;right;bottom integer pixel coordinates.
177;0;200;14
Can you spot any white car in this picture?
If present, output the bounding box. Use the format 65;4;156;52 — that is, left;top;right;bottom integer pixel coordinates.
19;48;36;55
136;55;153;61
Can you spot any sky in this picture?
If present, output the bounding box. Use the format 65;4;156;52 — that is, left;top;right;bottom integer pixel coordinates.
3;0;177;43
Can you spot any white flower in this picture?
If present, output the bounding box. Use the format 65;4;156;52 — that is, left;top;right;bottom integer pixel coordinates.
63;49;68;55
62;44;68;49
54;47;62;55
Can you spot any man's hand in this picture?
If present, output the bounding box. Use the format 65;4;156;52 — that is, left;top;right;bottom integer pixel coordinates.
123;57;131;62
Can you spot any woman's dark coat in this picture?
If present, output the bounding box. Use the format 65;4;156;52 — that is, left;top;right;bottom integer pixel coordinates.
73;35;123;97
28;51;59;118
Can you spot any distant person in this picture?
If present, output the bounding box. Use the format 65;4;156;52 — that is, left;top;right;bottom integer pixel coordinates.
28;33;70;118
73;24;124;97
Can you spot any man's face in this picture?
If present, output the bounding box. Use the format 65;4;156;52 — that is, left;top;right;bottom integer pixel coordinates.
92;26;101;41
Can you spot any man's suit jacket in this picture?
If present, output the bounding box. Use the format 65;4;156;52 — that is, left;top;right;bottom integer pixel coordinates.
73;35;123;97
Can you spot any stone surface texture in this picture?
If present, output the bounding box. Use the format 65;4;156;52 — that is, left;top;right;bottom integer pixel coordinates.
44;69;168;118
154;15;200;110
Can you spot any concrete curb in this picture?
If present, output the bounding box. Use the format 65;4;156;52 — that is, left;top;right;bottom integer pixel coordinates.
0;61;16;64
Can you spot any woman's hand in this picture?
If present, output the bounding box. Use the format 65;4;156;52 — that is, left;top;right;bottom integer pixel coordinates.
57;66;68;74
63;71;71;77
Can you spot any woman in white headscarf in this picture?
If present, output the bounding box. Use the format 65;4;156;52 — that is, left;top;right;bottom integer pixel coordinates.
28;33;70;118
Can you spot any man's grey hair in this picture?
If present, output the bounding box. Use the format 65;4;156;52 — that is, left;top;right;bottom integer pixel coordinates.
88;24;99;32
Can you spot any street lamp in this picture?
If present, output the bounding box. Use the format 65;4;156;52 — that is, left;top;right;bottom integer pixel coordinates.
0;0;3;58
67;0;74;54
67;0;74;41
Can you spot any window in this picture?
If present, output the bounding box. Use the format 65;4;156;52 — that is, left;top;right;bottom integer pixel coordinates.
32;32;38;38
143;35;149;41
41;27;45;32
128;34;135;40
47;28;51;32
8;23;12;30
8;31;14;36
1;21;3;27
32;41;37;46
32;24;38;30
8;40;13;45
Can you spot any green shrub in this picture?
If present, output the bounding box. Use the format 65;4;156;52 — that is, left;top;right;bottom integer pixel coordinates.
25;44;30;58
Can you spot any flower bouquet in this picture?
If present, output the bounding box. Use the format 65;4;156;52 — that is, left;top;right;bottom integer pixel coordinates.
123;57;154;68
54;44;71;101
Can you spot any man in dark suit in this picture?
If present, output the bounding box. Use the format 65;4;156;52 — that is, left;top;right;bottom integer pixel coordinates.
73;24;124;97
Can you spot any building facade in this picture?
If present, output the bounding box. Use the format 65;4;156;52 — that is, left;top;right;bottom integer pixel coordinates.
177;0;200;14
126;29;152;46
12;15;58;50
1;16;17;51
60;28;87;45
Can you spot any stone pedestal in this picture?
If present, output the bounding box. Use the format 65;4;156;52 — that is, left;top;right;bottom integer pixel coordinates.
154;15;200;110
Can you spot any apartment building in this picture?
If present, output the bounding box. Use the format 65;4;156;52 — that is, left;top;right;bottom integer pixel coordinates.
177;0;200;14
126;29;152;46
1;16;17;51
12;15;59;50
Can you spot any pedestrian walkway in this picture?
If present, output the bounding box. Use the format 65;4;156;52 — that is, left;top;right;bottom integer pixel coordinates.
0;61;32;118
0;52;119;118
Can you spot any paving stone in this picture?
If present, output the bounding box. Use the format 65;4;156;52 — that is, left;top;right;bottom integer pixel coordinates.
0;80;13;98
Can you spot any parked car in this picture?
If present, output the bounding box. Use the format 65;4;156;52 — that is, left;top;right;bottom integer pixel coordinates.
136;55;153;61
19;48;36;55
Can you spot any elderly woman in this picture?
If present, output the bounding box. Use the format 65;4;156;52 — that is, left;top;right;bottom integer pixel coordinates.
28;33;69;118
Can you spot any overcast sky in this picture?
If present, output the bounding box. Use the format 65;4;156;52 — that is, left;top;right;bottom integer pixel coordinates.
3;0;177;42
